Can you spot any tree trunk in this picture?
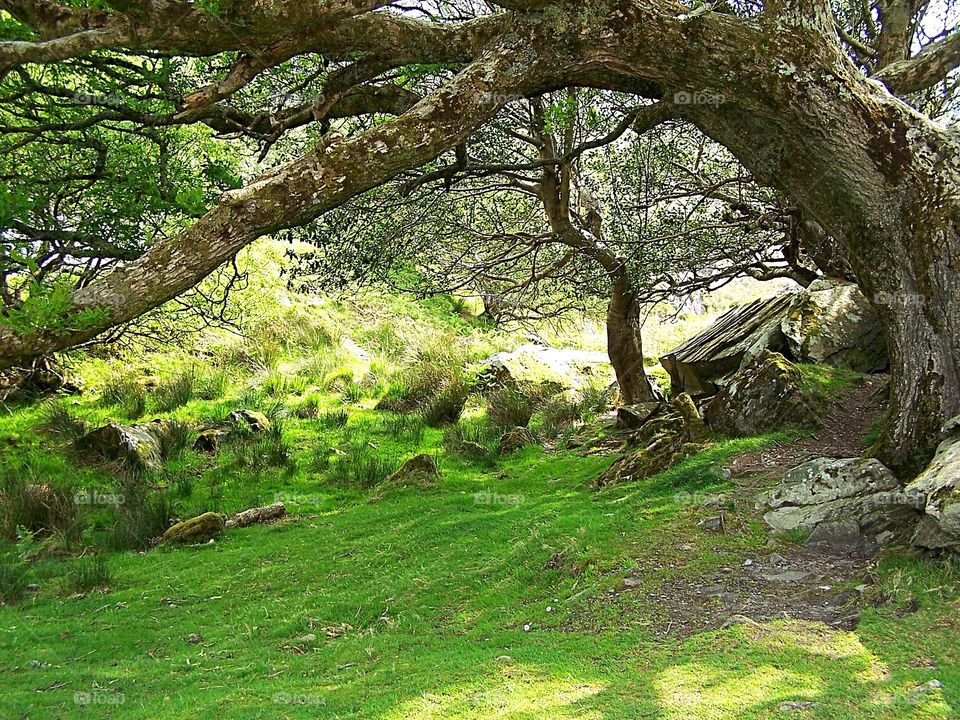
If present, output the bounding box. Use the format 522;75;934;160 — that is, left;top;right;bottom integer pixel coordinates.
607;273;660;405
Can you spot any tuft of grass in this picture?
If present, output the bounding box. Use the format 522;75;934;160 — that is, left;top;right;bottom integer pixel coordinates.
318;409;349;429
420;378;469;427
100;374;147;419
39;399;89;441
152;369;196;413
443;417;499;463
327;444;395;488
0;560;28;605
154;421;193;460
196;368;231;400
67;555;113;594
485;386;534;430
380;413;425;444
0;474;78;541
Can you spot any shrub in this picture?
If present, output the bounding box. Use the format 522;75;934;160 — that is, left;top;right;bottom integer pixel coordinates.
40;399;89;441
68;556;113;594
152;369;196;412
485;386;533;430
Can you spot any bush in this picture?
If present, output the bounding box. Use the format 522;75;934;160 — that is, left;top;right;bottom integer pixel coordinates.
152;369;196;412
40;400;89;441
68;556;113;594
485;386;533;429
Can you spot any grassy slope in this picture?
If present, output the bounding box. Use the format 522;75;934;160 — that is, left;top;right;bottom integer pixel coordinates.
0;295;957;719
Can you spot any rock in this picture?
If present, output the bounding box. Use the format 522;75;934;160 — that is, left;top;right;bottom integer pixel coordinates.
225;502;286;529
781;277;887;372
79;420;182;471
193;428;229;453
227;409;271;433
904;417;960;551
596;398;711;486
386;454;440;485
161;512;225;544
910;679;944;694
763;570;814;582
759;457;903;532
704;350;819;437
698;516;724;532
458;440;491;460
477;344;614;394
660;293;796;397
615;402;663;429
804;519;863;553
779;701;817;712
498;427;537;455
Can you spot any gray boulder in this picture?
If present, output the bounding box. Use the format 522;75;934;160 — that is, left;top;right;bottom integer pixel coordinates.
759;457;903;532
79;419;184;472
904;417;960;551
478;344;614;394
704;350;819;436
659;293;795;397
781;277;887;372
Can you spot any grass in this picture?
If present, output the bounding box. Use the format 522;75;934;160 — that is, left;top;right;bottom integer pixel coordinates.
0;294;957;719
797;363;862;406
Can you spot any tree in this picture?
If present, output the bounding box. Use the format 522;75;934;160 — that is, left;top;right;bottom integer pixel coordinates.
0;0;958;472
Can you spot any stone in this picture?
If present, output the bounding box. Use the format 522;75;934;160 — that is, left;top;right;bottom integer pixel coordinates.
698;516;724;532
79;420;182;471
458;440;491;460
161;512;225;544
659;293;796;397
225;502;286;529
385;454;440;485
779;701;817;712
615;402;663;429
704;350;819;437
781;277;887;372
763;570;813;582
672;392;707;441
227;409;271;433
904;416;960;551
759;457;903;532
477;344;615;394
194;428;229;453
804;519;863;553
498;426;537;455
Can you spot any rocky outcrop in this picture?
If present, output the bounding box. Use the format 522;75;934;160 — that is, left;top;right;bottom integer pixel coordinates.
386;454;440;485
498;426;537;455
161;512;225;544
781;278;887;373
659;294;794;397
79;419;185;472
478;344;614;394
758;457;908;532
659;280;888;397
704;351;819;436
597;393;710;485
905;417;960;551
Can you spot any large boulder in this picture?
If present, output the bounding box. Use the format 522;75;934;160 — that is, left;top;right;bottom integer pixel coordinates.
478;344;614;394
79;419;183;471
659;293;795;397
704;350;819;436
781;277;887;372
904;417;960;551
759;457;904;532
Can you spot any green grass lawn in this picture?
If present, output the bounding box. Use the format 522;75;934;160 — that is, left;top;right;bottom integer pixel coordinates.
0;375;957;719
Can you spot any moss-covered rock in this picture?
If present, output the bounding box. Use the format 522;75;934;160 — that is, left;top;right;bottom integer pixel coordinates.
79;420;184;471
477;344;614;395
704;350;819;437
905;416;960;552
385;454;440;486
161;512;225;544
227;410;271;433
498;426;537;455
